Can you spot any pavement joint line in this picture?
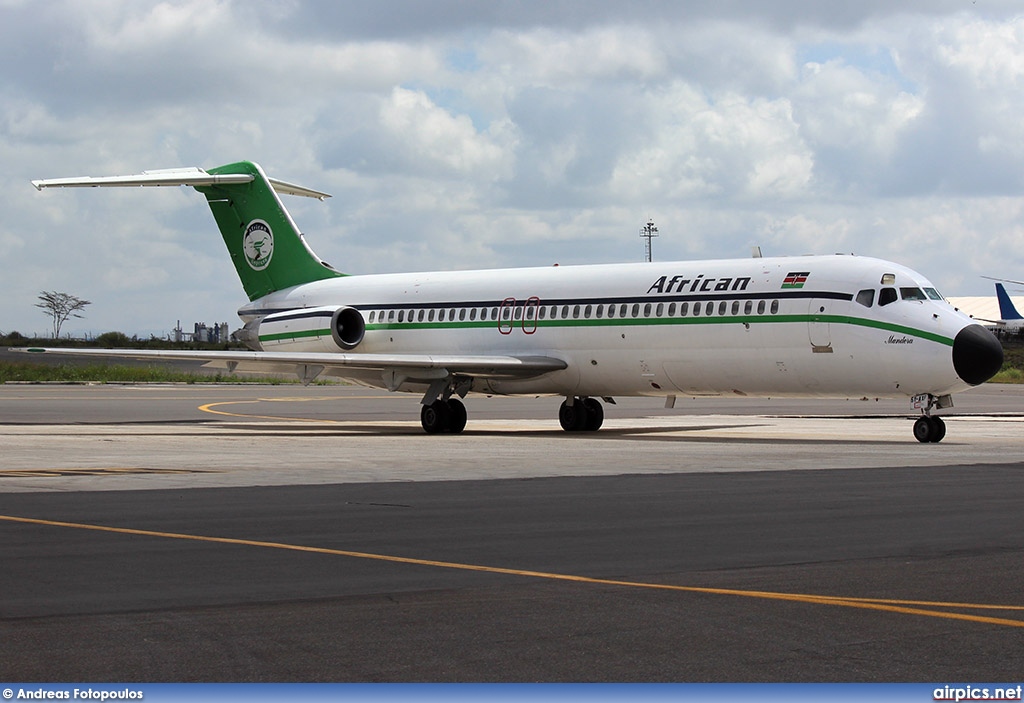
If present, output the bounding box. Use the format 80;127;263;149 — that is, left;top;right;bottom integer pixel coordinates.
2;513;1022;629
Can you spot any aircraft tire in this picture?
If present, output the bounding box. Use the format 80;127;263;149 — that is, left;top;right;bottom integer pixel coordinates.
913;417;931;443
559;399;587;432
421;401;450;434
582;397;604;431
446;399;467;434
913;416;946;443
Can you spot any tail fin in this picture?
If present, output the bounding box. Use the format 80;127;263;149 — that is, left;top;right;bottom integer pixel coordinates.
32;161;345;301
995;283;1024;321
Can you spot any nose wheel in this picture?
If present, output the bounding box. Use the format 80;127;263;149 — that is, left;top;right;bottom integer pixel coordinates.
913;415;946;443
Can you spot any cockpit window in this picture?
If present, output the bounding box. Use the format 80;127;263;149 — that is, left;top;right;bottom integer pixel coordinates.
856;289;875;308
900;287;926;301
878;288;898;306
923;287;943;301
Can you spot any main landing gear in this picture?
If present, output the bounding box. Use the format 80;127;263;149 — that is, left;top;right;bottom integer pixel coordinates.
419;394;607;434
420;398;468;434
912;393;950;443
559;396;604;432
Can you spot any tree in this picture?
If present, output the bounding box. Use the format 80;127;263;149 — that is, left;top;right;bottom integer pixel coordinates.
36;291;91;339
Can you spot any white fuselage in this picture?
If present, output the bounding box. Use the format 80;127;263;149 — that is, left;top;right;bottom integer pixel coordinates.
238;254;981;400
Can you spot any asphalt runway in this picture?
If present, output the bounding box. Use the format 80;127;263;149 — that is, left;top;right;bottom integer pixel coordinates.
1;383;1023;682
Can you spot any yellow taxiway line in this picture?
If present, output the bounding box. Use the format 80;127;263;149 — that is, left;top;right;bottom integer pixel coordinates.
2;513;1022;629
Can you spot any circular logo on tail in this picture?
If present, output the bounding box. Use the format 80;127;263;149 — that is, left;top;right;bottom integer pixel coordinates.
243;220;274;271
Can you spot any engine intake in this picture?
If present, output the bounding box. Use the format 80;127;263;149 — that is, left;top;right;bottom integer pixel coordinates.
331;305;365;350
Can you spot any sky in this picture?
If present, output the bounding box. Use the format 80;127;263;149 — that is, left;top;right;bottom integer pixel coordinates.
2;0;1023;338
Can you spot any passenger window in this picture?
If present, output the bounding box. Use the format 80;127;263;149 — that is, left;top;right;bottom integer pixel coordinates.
757;300;766;314
856;289;874;308
667;303;676;317
643;303;652;317
770;300;779;314
705;302;714;316
731;301;740;315
744;301;752;315
900;287;926;301
879;288;898;306
680;302;689;315
718;301;727;316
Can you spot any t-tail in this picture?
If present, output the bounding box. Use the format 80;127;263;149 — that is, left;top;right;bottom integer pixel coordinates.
995;283;1023;322
32;161;345;300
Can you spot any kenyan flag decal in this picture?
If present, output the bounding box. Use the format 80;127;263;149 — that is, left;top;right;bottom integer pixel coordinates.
782;271;809;289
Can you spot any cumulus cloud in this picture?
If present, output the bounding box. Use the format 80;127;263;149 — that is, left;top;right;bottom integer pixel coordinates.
2;0;1023;336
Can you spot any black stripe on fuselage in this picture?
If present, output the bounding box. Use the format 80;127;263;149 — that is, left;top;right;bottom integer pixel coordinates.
245;289;853;318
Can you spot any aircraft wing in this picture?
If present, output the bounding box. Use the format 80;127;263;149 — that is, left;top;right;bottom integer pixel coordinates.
20;347;567;386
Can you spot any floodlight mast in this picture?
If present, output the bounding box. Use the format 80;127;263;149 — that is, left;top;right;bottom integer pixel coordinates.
640;219;658;262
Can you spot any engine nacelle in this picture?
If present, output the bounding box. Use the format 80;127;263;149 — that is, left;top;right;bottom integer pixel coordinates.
254;305;365;352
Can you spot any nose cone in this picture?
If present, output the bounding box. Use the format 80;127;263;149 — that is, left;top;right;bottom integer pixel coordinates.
953;324;1003;386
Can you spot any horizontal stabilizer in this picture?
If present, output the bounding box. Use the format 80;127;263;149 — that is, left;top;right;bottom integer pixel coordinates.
31;167;331;200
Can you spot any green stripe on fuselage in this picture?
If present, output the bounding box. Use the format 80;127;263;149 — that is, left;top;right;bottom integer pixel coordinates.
258;314;955;347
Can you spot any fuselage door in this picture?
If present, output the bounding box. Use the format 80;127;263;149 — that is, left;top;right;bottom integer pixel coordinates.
808;298;832;351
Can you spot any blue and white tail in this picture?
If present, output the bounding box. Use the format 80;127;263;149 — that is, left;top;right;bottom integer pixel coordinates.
995;283;1023;321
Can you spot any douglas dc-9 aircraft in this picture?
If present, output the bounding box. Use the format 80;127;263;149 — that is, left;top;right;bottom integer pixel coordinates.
31;161;1003;442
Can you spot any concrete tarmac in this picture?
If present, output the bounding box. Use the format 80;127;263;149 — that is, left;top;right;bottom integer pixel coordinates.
1;383;1023;681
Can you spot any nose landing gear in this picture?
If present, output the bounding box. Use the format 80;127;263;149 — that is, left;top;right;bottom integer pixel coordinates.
912;393;950;443
913;415;946;443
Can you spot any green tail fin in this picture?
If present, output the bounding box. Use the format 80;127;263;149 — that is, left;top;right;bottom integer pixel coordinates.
195;161;344;301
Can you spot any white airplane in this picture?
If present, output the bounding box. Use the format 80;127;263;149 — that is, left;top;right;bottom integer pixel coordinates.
30;161;1003;442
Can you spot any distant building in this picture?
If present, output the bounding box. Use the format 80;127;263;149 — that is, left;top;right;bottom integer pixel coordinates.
174;321;230;343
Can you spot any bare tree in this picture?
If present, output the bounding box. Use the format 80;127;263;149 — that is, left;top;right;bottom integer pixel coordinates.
36;291;91;339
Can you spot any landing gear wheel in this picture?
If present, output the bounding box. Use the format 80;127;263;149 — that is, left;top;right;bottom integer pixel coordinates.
421;401;450;434
582;397;604;431
559;399;588;431
446;398;467;434
913;416;946;443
